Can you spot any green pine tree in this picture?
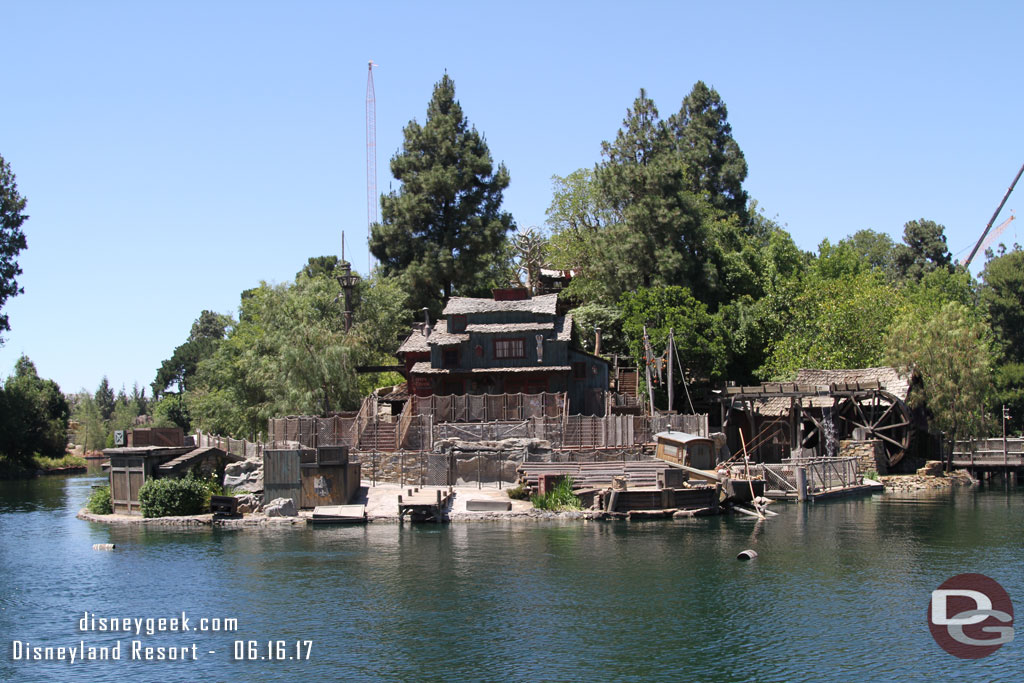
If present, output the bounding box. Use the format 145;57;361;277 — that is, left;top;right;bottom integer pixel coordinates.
370;74;515;314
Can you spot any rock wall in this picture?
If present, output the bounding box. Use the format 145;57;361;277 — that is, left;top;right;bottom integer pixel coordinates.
840;439;887;475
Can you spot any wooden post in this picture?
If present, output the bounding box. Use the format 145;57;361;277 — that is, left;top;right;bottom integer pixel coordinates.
667;328;675;413
795;466;808;502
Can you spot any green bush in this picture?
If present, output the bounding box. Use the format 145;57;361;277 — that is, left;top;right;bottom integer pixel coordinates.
531;477;583;511
138;476;210;518
506;483;530;500
33;454;86;470
86;485;113;515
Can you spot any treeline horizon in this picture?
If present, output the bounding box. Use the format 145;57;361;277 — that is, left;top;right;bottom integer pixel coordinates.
3;75;1022;465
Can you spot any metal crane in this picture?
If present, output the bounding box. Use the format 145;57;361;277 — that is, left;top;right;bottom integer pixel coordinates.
962;161;1024;267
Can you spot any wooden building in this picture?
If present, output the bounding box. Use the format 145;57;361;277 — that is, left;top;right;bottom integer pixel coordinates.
396;289;610;415
720;366;925;470
104;445;238;515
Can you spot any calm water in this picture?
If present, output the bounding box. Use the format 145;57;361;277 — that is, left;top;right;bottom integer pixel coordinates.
1;467;1022;682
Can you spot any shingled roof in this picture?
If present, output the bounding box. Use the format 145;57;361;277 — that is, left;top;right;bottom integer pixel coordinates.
757;367;914;416
443;293;558;316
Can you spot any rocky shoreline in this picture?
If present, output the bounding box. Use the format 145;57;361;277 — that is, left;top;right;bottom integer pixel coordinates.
879;470;974;491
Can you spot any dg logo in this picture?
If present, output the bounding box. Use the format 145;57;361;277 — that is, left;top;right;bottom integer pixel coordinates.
929;573;1014;659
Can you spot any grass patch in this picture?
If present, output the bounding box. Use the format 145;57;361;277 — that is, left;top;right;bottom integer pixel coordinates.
33;454;87;470
530;476;583;511
86;485;113;515
506;483;530;500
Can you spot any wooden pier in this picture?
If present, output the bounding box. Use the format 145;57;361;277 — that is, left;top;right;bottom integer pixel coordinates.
397;487;454;523
952;438;1024;479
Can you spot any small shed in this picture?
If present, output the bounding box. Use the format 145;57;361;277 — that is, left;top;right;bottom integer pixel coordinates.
654;431;716;470
265;446;361;509
104;446;239;515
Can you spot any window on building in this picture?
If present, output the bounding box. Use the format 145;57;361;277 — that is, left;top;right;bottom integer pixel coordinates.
450;315;467;333
573;362;586;380
494;338;525;359
443;349;459;368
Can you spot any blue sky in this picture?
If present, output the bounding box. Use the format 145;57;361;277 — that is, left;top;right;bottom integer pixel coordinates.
1;1;1021;396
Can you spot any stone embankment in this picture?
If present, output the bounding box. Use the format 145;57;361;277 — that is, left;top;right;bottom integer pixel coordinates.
880;461;974;491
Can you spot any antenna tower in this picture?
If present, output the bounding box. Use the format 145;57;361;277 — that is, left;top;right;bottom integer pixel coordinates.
366;60;378;270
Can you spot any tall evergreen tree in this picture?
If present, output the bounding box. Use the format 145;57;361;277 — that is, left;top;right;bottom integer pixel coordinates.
370;74;515;314
0;154;29;343
667;81;748;217
893;218;954;282
593;89;705;301
94;377;115;422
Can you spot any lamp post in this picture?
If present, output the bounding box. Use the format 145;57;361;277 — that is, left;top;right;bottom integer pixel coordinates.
336;262;361;333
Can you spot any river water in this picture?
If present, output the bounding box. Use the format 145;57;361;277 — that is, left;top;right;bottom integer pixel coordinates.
1;467;1021;682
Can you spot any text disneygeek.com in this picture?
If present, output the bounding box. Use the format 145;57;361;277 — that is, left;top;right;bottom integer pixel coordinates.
9;612;313;663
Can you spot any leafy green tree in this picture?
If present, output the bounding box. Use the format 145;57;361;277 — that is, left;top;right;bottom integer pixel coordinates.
545;168;616;304
762;268;899;380
894;218;954;282
570;303;627;356
153;310;232;398
297;255;343;280
619;286;726;392
187;270;410;438
979;247;1024;363
0;356;69;464
979;247;1024;431
837;229;897;278
666;81;748;217
886;300;993;441
0;154;29;343
370;74;515;314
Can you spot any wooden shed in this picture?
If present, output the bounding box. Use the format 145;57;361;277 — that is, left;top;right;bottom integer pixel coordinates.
104;446;238;515
265;447;361;509
654;431;716;470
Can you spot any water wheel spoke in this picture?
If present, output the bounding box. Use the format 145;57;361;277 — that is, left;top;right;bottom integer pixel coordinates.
873;431;905;450
873;420;910;433
871;401;896;429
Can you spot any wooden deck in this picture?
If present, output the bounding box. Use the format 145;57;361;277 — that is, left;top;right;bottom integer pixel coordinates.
397;488;454;522
311;505;367;524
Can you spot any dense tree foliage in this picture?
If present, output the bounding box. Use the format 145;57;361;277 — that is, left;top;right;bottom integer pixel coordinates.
0;356;69;465
185;269;410;437
152;310;232;399
370;75;514;314
0;154;28;343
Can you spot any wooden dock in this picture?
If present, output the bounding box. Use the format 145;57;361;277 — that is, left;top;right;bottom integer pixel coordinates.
397;488;454;523
311;505;367;524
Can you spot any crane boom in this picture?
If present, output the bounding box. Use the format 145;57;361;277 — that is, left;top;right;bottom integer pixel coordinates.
963;161;1024;267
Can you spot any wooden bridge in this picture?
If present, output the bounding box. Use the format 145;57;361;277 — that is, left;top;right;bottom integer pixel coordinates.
951;438;1024;475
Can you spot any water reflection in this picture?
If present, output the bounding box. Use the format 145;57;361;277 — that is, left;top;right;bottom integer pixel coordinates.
1;474;1023;681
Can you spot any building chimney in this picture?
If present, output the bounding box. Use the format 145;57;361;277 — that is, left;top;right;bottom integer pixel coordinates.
594;327;602;356
421;308;432;337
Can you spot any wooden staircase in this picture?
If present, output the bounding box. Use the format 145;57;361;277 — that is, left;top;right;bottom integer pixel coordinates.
358;421;398;452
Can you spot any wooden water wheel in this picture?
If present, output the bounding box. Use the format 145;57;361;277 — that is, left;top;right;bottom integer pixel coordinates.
835;390;912;467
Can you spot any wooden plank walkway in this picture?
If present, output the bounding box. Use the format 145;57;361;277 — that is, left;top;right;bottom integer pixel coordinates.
397;487;454;523
951;453;1024;470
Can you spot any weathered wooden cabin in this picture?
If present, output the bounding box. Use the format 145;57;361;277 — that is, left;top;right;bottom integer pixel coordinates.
396;289;610;415
104;428;239;511
264;446;361;509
